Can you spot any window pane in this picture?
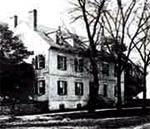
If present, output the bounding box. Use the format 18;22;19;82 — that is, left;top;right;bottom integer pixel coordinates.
57;55;67;70
102;63;109;76
39;55;45;68
74;58;78;72
103;84;107;97
75;58;83;72
114;64;117;77
58;81;67;95
79;59;83;72
75;82;83;95
35;56;38;69
36;80;45;95
35;81;38;94
114;85;118;97
35;55;45;69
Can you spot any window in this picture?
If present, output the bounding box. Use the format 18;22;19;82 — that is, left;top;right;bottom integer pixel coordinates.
102;62;109;76
57;55;67;70
114;63;117;77
36;80;45;95
77;103;82;109
75;82;83;95
35;55;45;69
56;27;63;45
57;81;67;95
114;85;118;97
89;82;94;96
59;104;65;110
75;58;83;72
103;84;107;97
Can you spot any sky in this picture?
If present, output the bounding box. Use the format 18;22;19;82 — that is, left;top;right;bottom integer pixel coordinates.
0;0;68;27
0;0;85;35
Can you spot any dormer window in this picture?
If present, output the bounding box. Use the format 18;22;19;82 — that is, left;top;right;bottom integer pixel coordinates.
35;54;45;69
56;27;63;45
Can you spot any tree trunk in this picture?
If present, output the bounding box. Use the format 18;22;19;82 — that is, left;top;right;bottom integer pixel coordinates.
88;57;99;112
142;65;147;110
117;54;122;110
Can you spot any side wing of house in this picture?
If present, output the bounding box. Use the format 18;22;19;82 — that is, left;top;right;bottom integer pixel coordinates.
97;61;124;104
124;62;144;101
13;22;53;102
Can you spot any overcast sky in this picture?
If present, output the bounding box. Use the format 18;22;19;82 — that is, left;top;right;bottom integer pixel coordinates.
0;0;85;35
0;0;68;28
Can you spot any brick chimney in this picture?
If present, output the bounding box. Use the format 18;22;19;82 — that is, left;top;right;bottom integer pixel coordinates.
33;9;37;31
29;9;37;31
10;15;18;28
14;15;18;28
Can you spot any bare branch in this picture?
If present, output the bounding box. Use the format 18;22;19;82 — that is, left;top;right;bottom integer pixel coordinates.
91;0;105;39
124;0;136;24
103;11;115;38
70;15;83;23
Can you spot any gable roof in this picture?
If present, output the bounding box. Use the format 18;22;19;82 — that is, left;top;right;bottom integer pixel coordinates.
13;22;116;62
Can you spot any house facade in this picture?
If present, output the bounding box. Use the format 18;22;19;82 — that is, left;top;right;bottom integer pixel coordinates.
34;40;125;110
12;9;125;110
47;47;90;109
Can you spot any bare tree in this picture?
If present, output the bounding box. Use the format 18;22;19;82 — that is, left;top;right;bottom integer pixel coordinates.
129;0;150;109
101;0;150;110
69;0;150;111
69;0;107;111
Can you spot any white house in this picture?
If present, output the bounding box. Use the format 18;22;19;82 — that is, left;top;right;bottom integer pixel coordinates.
12;9;125;110
47;44;125;110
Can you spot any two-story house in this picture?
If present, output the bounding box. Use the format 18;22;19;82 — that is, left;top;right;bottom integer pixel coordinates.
12;9;125;110
46;42;123;110
36;33;125;110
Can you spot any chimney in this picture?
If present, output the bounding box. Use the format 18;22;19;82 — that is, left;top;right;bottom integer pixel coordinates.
33;9;37;31
14;15;18;28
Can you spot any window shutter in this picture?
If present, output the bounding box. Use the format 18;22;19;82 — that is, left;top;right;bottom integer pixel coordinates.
57;81;60;95
114;64;117;77
41;80;45;94
32;58;35;65
103;84;107;97
64;57;67;70
114;85;118;97
74;58;78;72
56;34;59;44
39;55;45;68
35;81;38;94
75;82;78;95
79;59;83;72
35;56;38;69
57;55;60;69
107;64;109;76
64;81;67;95
81;82;83;95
